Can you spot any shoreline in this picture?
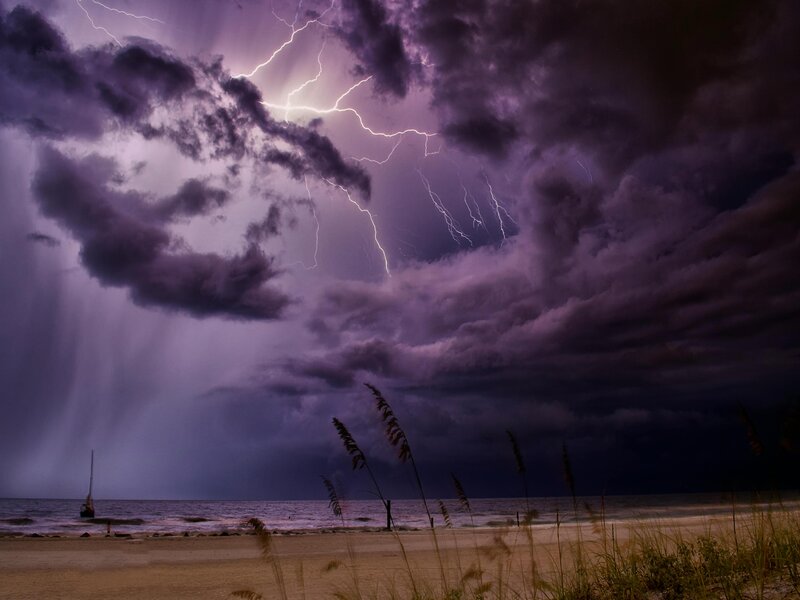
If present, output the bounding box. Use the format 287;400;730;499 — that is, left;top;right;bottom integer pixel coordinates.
2;511;797;599
4;493;799;543
4;496;800;540
0;515;747;540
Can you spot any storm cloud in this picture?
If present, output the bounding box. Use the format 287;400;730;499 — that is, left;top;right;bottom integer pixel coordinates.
0;5;371;193
1;0;799;500
0;4;376;318
336;0;415;98
410;0;800;165
268;0;800;492
32;146;289;319
26;231;60;247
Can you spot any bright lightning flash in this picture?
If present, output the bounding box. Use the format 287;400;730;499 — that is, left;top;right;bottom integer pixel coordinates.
262;76;438;149
75;0;164;47
484;175;516;243
283;39;327;121
75;0;121;46
418;170;472;247
352;137;403;165
304;176;320;270
89;0;164;24
322;178;391;276
239;0;509;267
462;185;486;231
576;158;594;184
233;0;334;79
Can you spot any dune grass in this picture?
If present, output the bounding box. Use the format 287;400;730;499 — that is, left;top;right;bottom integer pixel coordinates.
549;508;800;600
234;386;800;600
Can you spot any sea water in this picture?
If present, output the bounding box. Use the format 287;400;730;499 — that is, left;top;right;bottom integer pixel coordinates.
2;493;797;537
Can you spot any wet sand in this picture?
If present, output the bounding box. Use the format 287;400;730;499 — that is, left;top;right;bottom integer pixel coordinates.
0;515;770;599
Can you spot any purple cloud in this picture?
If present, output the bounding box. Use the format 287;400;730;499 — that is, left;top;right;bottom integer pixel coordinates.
32;146;289;319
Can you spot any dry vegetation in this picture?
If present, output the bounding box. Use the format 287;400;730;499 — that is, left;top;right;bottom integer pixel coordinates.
234;386;800;600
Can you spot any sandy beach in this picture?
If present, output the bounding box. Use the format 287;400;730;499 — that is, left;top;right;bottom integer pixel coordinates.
0;514;756;600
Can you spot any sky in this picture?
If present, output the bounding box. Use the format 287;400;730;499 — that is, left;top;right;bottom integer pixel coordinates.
0;0;798;502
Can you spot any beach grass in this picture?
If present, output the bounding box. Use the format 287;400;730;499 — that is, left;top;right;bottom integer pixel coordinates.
229;504;800;600
232;386;800;600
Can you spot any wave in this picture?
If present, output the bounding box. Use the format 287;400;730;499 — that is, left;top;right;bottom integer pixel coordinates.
2;517;34;525
86;518;145;525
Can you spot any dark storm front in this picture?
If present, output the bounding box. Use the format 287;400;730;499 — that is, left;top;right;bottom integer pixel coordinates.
2;494;796;537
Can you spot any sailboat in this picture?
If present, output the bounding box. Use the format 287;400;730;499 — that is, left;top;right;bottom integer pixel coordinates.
80;450;95;519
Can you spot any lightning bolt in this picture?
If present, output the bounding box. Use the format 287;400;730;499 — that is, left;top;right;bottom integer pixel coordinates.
75;0;121;46
321;178;390;276
283;39;327;122
281;178;321;272
418;170;472;247
484;175;516;243
233;0;334;79
263;76;438;147
423;136;442;157
227;0;398;275
576;158;594;184
88;0;164;24
304;176;320;270
462;184;486;231
271;0;302;29
438;155;489;234
352;137;403;165
75;0;164;47
231;0;457;268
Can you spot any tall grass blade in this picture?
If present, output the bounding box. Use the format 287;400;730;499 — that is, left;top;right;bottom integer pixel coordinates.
364;383;431;524
507;430;530;514
452;473;471;514
507;430;525;475
322;476;344;522
331;416;392;528
365;383;448;595
243;517;288;600
438;500;453;528
332;418;367;470
366;383;411;463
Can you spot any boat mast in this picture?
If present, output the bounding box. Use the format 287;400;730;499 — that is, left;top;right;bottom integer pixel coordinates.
88;449;94;497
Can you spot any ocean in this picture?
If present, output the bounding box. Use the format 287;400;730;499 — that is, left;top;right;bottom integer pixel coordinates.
2;493;797;538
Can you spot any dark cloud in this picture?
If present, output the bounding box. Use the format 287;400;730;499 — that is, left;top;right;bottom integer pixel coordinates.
276;0;800;493
286;338;396;388
26;231;60;247
219;72;372;195
0;6;370;193
411;0;799;164
305;166;800;397
0;5;103;137
442;115;518;159
276;124;371;197
0;7;195;137
155;178;230;220
336;0;414;98
0;5;375;324
245;204;282;244
3;0;800;499
220;75;273;131
92;42;196;123
32;146;289;319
